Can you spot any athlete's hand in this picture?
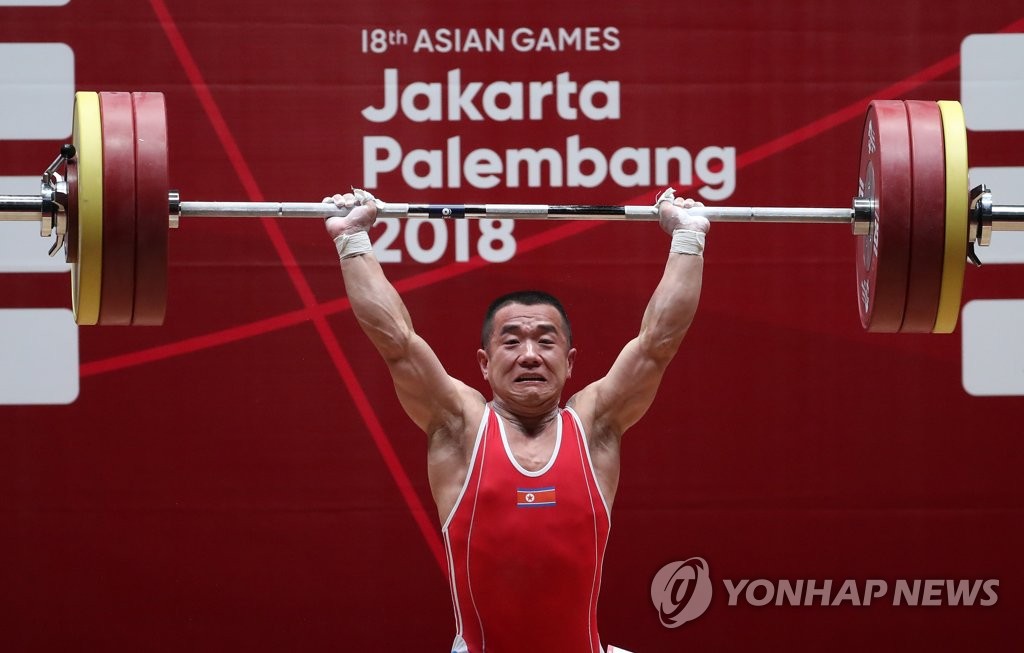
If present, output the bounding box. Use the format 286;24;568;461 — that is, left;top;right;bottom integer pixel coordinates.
324;189;379;238
656;188;710;235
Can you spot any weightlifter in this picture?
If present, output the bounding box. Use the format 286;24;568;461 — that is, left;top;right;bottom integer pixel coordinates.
324;188;708;653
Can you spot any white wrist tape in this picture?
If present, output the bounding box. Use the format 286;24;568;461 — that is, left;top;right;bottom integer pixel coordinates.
334;231;373;260
670;229;705;256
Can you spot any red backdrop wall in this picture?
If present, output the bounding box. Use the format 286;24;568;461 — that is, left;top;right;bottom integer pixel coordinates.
2;1;1023;650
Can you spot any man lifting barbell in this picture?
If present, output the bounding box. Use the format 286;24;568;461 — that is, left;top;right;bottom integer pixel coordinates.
323;187;708;653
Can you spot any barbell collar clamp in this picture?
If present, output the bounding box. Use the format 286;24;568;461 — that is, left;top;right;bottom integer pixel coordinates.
46;210;67;257
39;144;73;239
971;184;994;247
169;190;181;229
968;184;1024;247
852;197;875;236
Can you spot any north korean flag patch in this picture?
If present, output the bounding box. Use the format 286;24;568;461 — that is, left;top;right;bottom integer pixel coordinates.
517;487;556;507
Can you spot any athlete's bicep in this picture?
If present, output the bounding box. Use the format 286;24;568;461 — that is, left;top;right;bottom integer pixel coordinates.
385;333;483;435
570;336;670;438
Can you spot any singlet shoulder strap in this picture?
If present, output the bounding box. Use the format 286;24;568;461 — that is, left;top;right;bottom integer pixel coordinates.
440;404;491;532
562;405;611;521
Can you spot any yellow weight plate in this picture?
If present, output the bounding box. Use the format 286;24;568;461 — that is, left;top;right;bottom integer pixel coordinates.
71;91;104;325
933;101;968;334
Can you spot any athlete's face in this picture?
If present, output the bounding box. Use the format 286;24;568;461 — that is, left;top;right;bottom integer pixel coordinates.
478;303;576;413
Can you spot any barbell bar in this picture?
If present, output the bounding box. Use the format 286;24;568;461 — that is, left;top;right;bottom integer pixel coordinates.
1;92;1023;332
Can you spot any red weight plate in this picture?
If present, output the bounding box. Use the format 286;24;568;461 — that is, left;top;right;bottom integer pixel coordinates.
855;101;912;332
98;92;138;325
65;156;78;264
131;92;169;325
900;100;946;333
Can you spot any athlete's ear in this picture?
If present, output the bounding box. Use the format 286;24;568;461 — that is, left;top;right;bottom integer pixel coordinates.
477;348;490;380
566;347;576;379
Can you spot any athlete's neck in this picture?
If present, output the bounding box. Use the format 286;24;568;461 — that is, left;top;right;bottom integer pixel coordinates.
491;401;559;438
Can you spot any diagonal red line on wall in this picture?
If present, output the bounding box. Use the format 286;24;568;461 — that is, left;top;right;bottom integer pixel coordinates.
148;0;446;572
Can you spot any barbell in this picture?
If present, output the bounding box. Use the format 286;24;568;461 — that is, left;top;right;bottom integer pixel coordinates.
1;91;1023;332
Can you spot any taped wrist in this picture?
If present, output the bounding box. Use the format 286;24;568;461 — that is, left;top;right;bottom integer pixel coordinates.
670;229;705;256
334;231;373;260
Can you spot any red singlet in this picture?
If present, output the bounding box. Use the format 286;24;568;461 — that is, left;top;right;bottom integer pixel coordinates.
442;405;612;653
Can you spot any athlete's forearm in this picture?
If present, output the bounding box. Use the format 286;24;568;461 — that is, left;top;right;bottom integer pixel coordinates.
341;252;417;362
637;246;704;364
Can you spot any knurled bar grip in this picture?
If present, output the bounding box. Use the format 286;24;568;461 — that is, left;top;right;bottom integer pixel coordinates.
176;201;857;224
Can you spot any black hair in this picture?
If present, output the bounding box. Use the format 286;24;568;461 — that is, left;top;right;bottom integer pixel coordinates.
481;290;573;349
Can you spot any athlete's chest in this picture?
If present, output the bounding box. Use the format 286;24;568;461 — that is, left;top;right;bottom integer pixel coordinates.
504;428;559;472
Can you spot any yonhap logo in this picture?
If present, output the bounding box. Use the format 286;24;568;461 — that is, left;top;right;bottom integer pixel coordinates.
650;556;1000;629
650;557;714;627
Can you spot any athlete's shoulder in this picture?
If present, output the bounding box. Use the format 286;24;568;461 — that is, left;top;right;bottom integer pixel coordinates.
565;387;597;428
426;380;486;446
566;386;622;449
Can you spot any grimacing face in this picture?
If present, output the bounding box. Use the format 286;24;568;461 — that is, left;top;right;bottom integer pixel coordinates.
477;303;576;412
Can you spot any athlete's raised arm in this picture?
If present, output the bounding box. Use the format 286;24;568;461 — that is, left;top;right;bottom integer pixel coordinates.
568;188;708;441
324;191;483;436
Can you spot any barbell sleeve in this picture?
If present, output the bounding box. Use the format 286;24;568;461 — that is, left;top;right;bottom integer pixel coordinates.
991;205;1024;230
0;195;45;221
